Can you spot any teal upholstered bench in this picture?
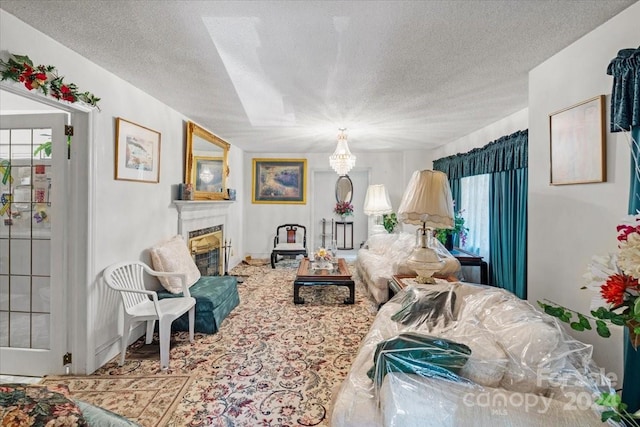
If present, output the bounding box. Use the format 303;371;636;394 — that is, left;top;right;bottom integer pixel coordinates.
157;275;239;334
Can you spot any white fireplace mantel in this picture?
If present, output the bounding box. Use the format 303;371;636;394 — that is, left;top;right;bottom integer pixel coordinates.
173;200;233;237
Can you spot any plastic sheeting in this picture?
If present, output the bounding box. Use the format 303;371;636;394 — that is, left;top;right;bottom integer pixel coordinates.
330;281;621;427
356;232;461;304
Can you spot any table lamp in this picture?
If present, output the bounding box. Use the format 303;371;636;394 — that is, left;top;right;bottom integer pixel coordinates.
363;184;392;236
397;170;454;283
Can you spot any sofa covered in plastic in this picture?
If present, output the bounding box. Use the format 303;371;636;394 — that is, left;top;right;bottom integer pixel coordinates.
356;232;461;305
329;280;619;426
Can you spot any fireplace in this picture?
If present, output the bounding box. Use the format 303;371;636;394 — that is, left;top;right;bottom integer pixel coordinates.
188;225;223;276
174;200;232;276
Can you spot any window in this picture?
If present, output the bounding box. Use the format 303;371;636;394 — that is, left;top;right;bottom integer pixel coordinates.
460;174;490;262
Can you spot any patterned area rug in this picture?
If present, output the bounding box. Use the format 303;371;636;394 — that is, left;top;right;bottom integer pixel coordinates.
49;261;378;426
40;375;193;426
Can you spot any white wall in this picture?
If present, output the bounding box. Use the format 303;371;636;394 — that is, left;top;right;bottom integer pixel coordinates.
0;10;244;373
528;2;638;383
243;151;408;257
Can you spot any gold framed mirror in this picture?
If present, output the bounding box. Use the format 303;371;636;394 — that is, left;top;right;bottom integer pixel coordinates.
185;121;230;200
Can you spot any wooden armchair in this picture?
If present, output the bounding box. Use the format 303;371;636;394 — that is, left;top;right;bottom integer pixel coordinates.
271;224;308;268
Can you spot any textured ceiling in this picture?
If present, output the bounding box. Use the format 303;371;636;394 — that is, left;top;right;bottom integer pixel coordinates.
0;0;635;153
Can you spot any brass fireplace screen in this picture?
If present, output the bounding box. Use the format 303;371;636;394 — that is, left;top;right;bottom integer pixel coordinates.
189;231;223;276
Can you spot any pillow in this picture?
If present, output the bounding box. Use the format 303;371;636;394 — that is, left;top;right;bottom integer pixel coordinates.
0;383;88;426
391;288;456;329
364;233;397;255
380;373;608;427
387;233;415;259
481;299;561;394
74;399;142;426
149;235;201;294
456;288;511;322
482;300;561;366
447;323;509;387
366;332;472;386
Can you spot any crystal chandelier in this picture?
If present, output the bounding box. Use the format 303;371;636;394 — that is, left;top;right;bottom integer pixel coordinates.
329;128;356;176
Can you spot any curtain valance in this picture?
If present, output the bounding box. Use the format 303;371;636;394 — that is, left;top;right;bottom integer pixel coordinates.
607;47;640;132
433;130;527;179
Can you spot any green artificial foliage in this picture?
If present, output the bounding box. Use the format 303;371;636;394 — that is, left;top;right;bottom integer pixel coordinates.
383;213;398;233
435;210;468;246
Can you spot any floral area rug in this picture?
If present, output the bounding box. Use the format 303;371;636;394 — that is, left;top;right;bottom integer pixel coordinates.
63;261;377;426
39;375;192;426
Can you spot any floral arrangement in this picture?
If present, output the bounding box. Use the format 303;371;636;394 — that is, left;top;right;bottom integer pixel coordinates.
539;215;640;425
314;247;333;261
0;53;100;109
435;208;468;247
539;215;640;348
334;201;354;216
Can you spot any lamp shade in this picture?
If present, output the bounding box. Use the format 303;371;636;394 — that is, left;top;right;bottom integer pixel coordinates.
329;129;356;176
363;184;392;216
397;170;454;229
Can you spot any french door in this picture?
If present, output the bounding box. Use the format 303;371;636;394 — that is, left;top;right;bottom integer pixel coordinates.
0;113;68;376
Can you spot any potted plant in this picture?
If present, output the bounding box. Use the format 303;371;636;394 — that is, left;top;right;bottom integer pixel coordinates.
435;209;468;250
382;212;398;233
334;201;354;219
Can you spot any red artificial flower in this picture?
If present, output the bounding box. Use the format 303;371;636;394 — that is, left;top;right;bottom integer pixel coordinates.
600;274;639;306
23;80;33;90
617;224;640;242
60;84;71;94
35;72;47;81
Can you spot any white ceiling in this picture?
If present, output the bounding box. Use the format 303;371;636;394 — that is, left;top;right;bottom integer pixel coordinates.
0;0;635;153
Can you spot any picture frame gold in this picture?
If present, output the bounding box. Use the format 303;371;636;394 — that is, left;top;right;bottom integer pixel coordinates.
252;158;306;204
115;117;161;183
549;95;606;185
185;121;230;200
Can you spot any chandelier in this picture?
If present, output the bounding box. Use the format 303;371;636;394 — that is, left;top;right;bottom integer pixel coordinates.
329;128;356;176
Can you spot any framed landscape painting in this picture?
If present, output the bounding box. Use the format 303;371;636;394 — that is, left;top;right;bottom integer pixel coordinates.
115;117;161;183
549;95;606;185
252;158;306;204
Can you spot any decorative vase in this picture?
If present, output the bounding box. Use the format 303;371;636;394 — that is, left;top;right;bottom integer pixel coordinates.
444;233;454;251
628;319;639;350
623;320;640;413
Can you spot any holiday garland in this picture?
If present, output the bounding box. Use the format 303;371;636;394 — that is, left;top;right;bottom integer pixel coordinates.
0;53;100;109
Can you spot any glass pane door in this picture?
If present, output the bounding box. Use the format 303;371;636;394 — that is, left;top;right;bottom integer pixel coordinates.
0;113;67;376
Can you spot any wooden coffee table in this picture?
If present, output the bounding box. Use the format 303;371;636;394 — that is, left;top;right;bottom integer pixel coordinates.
293;258;355;304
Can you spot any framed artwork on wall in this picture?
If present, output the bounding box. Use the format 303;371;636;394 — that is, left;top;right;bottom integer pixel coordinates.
549;95;606;185
115;117;161;183
194;156;224;193
252;158;307;204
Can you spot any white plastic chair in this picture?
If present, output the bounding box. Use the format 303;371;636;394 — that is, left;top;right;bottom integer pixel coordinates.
104;261;196;370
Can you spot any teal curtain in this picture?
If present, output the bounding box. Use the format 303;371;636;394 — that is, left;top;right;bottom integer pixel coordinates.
434;130;528;298
489;169;528;299
609;47;640;415
623;126;640;414
607;48;640;132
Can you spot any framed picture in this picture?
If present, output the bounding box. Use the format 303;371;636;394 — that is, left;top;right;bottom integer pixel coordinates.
115;117;161;183
549;95;606;185
252;158;306;204
193;156;224;192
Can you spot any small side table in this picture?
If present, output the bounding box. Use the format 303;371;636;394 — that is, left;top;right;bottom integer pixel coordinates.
451;248;489;285
334;221;354;250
